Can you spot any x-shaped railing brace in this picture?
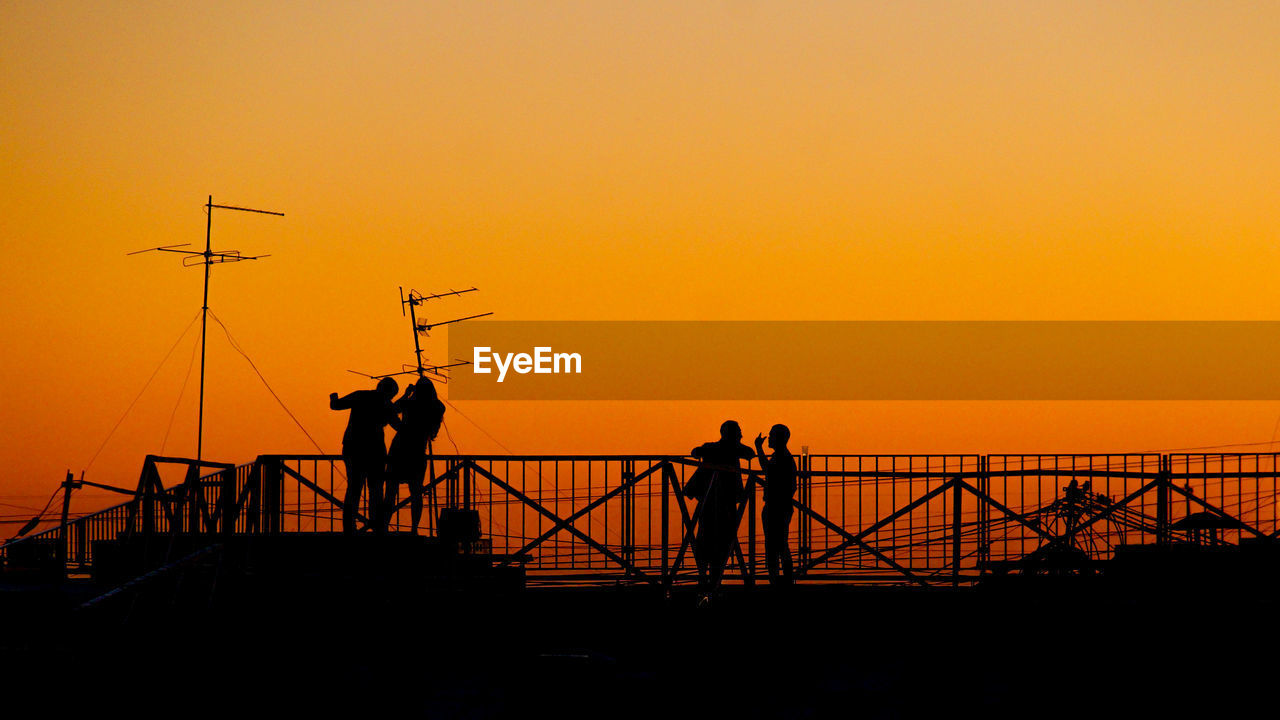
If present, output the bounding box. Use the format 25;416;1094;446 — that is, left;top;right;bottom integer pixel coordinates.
466;461;655;583
498;461;668;568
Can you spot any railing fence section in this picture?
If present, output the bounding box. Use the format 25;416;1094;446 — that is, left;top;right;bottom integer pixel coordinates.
4;453;1279;587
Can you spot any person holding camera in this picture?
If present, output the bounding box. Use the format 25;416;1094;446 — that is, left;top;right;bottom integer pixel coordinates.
754;424;796;586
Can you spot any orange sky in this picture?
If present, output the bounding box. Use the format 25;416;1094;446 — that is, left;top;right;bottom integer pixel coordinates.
3;2;1280;514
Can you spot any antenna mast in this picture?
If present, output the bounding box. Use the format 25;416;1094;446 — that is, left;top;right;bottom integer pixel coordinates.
401;287;491;379
401;287;489;378
349;287;491;382
129;195;284;461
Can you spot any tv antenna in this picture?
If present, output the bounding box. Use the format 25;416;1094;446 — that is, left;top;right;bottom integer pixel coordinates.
349;287;492;382
346;361;472;383
128;195;284;461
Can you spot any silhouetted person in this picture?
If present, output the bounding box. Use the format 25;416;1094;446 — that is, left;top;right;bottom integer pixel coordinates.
755;424;796;586
687;420;755;585
330;377;400;534
384;378;446;533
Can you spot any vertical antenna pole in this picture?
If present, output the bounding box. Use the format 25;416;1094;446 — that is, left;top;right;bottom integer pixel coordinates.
57;470;74;580
198;194;212;462
131;197;280;465
408;295;426;377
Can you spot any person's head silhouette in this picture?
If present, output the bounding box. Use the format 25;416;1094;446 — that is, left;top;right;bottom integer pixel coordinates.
376;376;399;399
768;424;790;450
720;420;742;443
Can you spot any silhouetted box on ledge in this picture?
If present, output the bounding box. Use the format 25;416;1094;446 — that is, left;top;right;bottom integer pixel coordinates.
2;538;61;580
81;533;522;619
438;509;481;548
90;532;522;595
91;536;216;585
1109;542;1280;595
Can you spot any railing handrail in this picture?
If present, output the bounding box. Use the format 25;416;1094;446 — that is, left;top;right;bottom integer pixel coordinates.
0;462;252;552
8;452;1280;589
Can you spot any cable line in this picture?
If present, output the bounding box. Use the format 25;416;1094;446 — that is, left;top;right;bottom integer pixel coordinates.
208;311;331;458
83;311;201;473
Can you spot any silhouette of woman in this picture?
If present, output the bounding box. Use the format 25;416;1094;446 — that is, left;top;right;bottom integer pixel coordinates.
688;420;755;586
330;377;400;534
384;378;446;533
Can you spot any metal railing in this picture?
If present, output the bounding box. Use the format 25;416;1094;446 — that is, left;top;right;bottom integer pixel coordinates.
4;452;1278;587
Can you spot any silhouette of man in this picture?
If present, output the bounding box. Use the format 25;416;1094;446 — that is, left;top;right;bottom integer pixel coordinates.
384;378;446;534
330;377;400;534
754;424;796;586
688;420;755;585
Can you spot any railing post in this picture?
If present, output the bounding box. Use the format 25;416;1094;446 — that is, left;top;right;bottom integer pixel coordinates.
263;457;282;535
977;456;990;573
75;520;87;567
952;475;962;587
1157;456;1171;546
220;465;237;539
185;463;201;536
141;458;157;539
447;461;456;509
798;454;811;568
57;471;74;581
622;461;635;574
662;463;670;585
748;473;757;586
463;461;472;511
244;461;261;534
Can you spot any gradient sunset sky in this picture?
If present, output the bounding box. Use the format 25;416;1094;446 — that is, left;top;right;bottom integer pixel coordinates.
3;2;1280;512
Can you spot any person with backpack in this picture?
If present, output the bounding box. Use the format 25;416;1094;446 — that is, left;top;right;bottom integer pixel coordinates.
687;420;756;586
383;377;446;534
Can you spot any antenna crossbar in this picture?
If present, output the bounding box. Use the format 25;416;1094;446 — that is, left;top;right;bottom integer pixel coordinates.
348;360;471;383
417;312;494;333
407;287;479;304
208;203;285;216
377;286;492;382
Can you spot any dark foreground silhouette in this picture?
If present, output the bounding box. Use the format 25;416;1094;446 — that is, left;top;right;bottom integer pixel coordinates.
5;579;1274;719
